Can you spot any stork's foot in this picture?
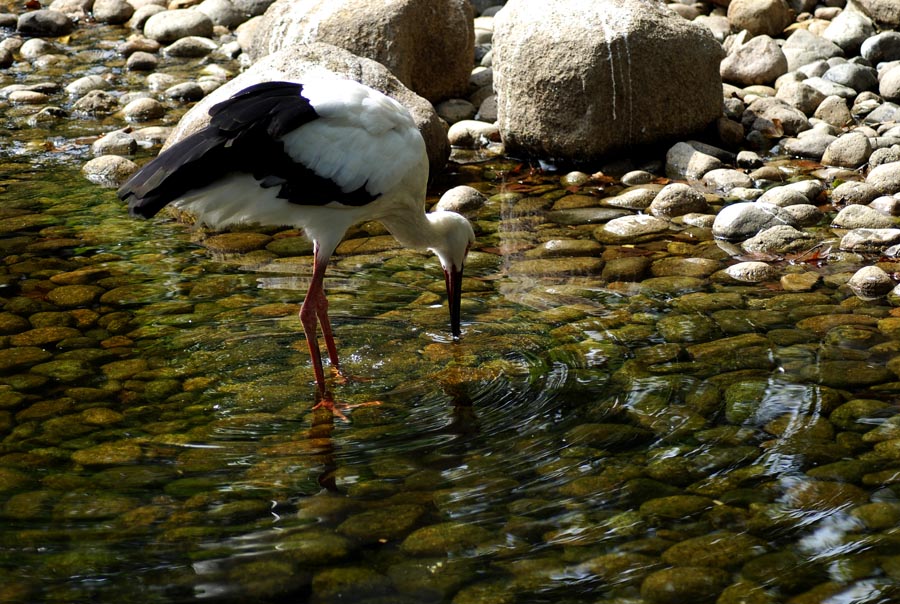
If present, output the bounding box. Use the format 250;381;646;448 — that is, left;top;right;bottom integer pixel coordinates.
312;397;349;422
311;397;383;422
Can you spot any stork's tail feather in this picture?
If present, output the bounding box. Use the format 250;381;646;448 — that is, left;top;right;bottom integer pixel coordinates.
117;80;315;219
117;133;228;218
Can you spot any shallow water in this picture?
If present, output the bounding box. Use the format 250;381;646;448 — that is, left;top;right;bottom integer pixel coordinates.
2;142;900;604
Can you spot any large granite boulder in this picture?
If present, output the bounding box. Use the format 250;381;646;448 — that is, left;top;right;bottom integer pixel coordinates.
247;0;473;103
162;43;449;174
492;0;724;163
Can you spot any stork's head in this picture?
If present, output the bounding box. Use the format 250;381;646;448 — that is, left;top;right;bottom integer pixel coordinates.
427;211;475;339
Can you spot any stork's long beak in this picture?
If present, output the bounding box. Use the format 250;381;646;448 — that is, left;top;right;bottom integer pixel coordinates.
444;265;464;339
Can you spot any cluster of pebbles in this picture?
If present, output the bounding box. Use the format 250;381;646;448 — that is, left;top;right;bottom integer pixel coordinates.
4;0;900;603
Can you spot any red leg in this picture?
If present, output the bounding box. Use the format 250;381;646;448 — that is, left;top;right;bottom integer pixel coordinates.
314;286;343;381
300;246;331;402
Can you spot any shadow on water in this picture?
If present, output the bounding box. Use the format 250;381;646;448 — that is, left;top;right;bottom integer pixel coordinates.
1;154;900;603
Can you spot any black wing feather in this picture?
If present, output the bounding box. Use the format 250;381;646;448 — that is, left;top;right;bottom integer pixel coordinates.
117;81;375;219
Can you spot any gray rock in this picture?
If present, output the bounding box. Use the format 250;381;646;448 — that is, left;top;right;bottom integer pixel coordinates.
92;0;134;24
781;129;836;159
249;0;474;103
742;224;819;253
782;28;844;72
832;181;880;207
742;97;811;137
702;169;753;194
82;155;138;187
823;62;878;94
434;186;486;214
165;82;205;101
722;261;779;282
447;120;499;148
726;0;793;37
196;0;247;28
781;203;824;227
126;51;158;71
649;183;710;218
712;201;797;241
840;228;900;252
721;34;788;86
17;9;73;36
822;132;873;168
493;0;723;163
802;76;857;99
122;97;165;120
757;186;808;207
666;142;723;180
775;80;825;115
814;95;852;127
92;130;138;156
880;65;900;103
593;214;671;243
866;161;900;195
435;98;476;124
143;9;214;43
65;74;110;97
832;204;897;228
861;31;900;64
847;265;894;300
164;36;218;57
822;6;875;55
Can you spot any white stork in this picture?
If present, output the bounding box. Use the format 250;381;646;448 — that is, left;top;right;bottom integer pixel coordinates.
117;79;475;411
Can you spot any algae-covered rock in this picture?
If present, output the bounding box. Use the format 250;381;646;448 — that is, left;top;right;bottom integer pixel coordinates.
311;566;392;601
336;504;425;544
400;521;492;556
661;531;767;568
640;566;730;603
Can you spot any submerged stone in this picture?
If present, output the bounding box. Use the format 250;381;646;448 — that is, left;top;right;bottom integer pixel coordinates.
400;521;492;556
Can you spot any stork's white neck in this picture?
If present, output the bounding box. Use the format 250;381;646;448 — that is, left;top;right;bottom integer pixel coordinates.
381;208;474;272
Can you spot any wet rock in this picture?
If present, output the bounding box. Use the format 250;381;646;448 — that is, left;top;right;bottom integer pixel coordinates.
661;531;767;568
833;204;896;229
639;495;713;520
203;232;272;253
720;261;778;283
604;186;660;210
337;504;425;544
71;440;143;466
593;215;670;244
711;202;796;241
82;155;138;187
17;9;73;36
649;183;710;218
400;521;492;556
783;479;869;511
313;566;392;601
741;225;819;254
72;89;117;115
508;257;602;277
565;423;652;449
847;265;894;300
657;313;720;343
93;0;134;24
640;566;730;604
840;228;900;252
435;186;487;213
666;142;722;179
164;36;218;58
123;97;165;121
799;360;894;388
46;285;105;307
388;557;474;600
